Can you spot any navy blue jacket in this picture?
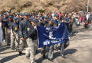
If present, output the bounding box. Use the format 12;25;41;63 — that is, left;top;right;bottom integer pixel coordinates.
19;19;37;40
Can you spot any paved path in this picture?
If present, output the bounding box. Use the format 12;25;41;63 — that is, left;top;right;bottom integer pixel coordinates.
0;29;92;63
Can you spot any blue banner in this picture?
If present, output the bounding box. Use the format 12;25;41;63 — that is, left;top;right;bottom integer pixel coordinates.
37;23;69;48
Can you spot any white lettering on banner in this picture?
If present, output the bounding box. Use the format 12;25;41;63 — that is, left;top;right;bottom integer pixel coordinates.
43;40;50;45
43;39;62;45
51;40;61;44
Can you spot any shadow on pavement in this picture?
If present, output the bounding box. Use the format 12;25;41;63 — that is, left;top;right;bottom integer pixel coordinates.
52;49;77;60
35;49;77;63
0;54;19;63
64;49;77;55
36;57;45;63
0;46;10;53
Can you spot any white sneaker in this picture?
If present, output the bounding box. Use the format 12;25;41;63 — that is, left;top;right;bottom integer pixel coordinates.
3;40;5;42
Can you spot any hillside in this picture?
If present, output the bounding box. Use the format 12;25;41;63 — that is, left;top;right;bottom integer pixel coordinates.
0;0;92;13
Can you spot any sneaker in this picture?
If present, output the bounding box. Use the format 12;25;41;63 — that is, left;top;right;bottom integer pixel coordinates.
18;51;23;55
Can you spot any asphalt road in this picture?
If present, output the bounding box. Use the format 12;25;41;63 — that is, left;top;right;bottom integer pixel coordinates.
0;29;92;63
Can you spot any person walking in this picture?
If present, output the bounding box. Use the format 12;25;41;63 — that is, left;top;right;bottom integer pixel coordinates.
0;16;3;45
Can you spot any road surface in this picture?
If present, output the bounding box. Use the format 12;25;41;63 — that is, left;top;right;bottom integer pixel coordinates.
0;29;92;63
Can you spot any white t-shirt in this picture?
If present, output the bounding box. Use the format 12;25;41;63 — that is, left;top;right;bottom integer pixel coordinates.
86;14;90;20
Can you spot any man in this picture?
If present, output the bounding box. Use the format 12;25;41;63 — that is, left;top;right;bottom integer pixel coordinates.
2;13;9;45
86;12;90;21
0;15;3;45
19;14;37;63
10;17;20;51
